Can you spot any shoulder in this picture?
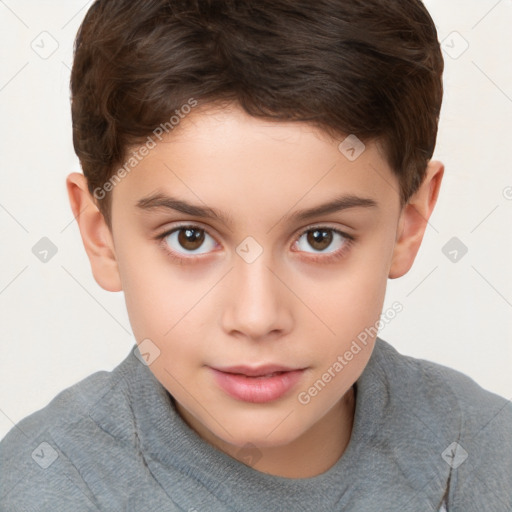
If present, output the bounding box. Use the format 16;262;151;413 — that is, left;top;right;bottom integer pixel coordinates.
0;352;133;511
372;338;512;509
373;338;512;435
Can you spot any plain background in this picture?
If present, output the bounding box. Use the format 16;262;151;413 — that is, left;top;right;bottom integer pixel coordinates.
0;0;511;440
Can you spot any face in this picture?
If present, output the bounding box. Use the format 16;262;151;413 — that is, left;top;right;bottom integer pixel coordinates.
107;104;403;451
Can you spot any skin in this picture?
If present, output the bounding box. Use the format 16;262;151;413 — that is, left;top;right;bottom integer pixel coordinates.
66;103;443;479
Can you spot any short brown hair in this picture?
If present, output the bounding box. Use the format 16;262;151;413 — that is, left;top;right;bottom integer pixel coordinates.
70;0;444;227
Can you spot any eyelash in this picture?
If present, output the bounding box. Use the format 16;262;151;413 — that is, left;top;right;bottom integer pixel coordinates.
155;223;355;264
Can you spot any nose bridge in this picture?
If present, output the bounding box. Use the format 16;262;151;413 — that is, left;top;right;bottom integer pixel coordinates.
221;249;291;339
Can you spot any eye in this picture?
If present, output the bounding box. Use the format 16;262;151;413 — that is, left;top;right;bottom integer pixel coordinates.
157;224;354;264
295;227;350;255
162;226;217;256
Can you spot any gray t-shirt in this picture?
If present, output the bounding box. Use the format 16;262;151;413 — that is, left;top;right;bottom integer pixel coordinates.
1;338;511;511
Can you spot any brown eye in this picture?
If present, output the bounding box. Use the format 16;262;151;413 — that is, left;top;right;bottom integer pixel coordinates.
163;226;217;256
177;228;205;251
306;229;333;251
295;227;348;255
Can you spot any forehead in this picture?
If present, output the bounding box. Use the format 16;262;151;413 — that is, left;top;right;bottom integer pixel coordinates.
111;104;400;220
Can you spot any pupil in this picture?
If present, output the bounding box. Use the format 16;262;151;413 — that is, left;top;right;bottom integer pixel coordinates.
178;228;205;250
307;229;332;251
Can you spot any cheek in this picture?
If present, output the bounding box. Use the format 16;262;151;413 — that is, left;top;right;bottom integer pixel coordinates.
114;231;197;333
118;251;218;376
122;271;202;342
306;251;389;337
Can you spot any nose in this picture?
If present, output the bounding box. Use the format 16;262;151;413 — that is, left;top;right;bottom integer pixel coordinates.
221;255;294;342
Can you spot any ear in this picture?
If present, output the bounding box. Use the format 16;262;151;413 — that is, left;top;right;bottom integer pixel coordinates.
388;160;444;279
65;172;122;292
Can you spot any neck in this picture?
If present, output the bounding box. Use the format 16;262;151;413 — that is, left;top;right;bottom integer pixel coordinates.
177;385;356;479
246;386;356;478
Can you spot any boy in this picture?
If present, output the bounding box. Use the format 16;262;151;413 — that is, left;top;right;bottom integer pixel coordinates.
1;0;511;510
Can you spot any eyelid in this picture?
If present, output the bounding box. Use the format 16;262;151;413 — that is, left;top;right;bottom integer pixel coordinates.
156;222;221;261
157;221;220;242
156;222;355;262
290;224;355;262
292;222;355;241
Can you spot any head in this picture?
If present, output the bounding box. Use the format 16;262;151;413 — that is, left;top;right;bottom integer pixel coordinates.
67;0;444;461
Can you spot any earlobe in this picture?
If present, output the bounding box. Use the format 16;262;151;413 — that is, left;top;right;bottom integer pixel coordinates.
65;173;123;292
388;160;444;279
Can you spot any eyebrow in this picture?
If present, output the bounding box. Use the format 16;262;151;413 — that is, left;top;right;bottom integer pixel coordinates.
136;192;378;226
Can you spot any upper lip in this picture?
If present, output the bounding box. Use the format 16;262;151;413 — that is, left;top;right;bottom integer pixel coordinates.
211;364;304;377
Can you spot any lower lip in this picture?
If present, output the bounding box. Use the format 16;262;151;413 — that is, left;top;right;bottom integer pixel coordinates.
210;368;305;403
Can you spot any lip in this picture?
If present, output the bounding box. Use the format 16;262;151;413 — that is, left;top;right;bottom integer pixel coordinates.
209;365;306;403
213;364;299;377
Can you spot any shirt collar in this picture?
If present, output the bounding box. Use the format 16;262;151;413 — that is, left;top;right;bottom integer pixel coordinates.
89;338;453;510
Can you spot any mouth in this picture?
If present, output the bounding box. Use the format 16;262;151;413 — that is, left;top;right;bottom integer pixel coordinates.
209;364;306;403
